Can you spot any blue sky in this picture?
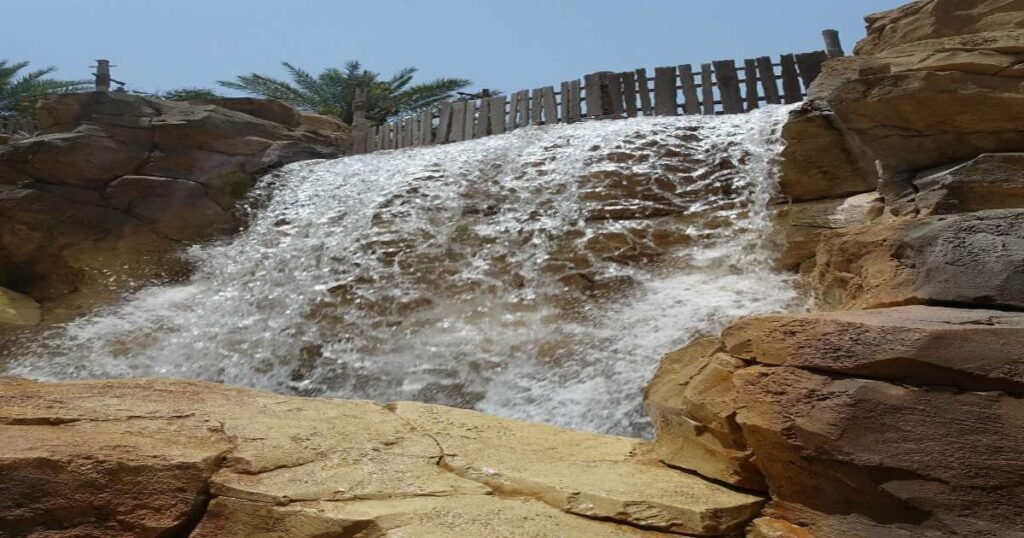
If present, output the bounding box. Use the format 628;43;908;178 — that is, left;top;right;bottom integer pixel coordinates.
5;0;904;96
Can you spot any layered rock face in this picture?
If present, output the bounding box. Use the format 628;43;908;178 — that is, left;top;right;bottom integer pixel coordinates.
0;377;764;537
647;1;1024;536
0;93;349;325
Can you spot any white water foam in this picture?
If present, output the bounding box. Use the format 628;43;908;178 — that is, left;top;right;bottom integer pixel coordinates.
6;107;799;437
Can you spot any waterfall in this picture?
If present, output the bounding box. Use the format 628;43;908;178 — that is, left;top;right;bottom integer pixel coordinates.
5;106;799;437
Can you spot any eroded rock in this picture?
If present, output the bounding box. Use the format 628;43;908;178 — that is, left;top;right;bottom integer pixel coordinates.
0;287;41;326
772;193;882;269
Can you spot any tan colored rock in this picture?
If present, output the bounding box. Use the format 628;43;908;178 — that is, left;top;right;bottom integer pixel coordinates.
724;305;1024;394
860;49;1024;77
829;70;1024;174
772;193;882;269
299;111;350;133
855;0;1024;57
892;152;1024;216
644;338;766;490
747;517;816;538
0;287;41;326
193;496;665;538
734;365;1024;537
813;209;1024;310
105;176;239;241
0;127;149;189
392;401;765;536
0;378;753;537
192;97;302;127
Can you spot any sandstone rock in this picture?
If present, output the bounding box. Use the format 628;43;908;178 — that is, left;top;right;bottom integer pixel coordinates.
35;91;159;132
860;49;1024;77
892;152;1024;216
777;58;876;203
829;71;1024;175
191;97;302;127
855;0;1024;57
746;517;816;538
299;111;350;133
0;378;757;537
813;209;1024;310
0;127;148;189
772;193;882;269
392;401;765;536
734;365;1024;537
0;287;41;326
105;176;239;241
644;338;766;490
723;305;1024;394
151;105;300;150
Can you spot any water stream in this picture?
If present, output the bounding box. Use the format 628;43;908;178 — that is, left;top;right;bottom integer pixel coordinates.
5;106;799;437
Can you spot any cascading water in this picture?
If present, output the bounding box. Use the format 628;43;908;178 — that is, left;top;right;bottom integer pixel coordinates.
4;106;799;437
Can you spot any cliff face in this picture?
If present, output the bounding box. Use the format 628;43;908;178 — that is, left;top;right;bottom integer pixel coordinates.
0;94;349;327
648;1;1024;536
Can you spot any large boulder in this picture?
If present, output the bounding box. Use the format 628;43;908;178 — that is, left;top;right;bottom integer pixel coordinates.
855;0;1024;57
0;287;41;326
771;193;882;270
0;377;764;538
890;152;1024;216
0;92;349;324
812;209;1024;310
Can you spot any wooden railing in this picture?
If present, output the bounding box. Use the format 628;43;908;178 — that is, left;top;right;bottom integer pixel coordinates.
353;37;841;155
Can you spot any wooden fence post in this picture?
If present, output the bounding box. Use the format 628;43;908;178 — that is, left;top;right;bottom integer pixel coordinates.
351;86;370;154
822;29;845;58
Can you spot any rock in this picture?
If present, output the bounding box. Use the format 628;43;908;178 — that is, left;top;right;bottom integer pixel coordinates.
299;111;349;133
746;517;816;538
191;97;302;127
0;287;41;326
105;176;239;241
392;401;765;536
892;152;1024;216
733;365;1024;537
813;209;1024;310
855;0;1024;57
777;58;876;203
35;91;159;132
0;378;759;537
723;305;1024;394
860;49;1024;77
644;338;766;490
151;105;302;150
0;127;148;189
772;193;882;269
828;70;1024;175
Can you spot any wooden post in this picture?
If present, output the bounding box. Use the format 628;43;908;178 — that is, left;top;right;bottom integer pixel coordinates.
93;59;112;92
653;66;677;116
700;63;715;115
462;100;476;140
541;86;558;124
607;74;625;116
584;73;604;118
490;95;507;134
531;88;544;125
352;86;370;154
474;97;490;138
780;54;803;104
450;101;466;142
795;51;829;90
419;110;433;145
621;71;638;118
516;89;530;128
756;56;782;105
822;29;845;58
635;68;653;116
743;59;760;112
679;65;700;115
712;60;743;114
436;103;453;143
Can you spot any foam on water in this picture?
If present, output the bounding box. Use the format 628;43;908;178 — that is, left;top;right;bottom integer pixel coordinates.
5;107;799;437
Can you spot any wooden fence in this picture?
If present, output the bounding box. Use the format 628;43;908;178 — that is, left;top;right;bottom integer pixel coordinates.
0;116;37;136
353;47;834;155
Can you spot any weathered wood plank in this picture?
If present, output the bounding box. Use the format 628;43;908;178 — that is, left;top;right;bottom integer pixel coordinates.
474;98;490;138
584;73;604;118
795;50;829;90
701;63;715;115
756;56;781;105
403;116;415;148
516;89;530;128
506;92;520;131
653;66;677;116
780;54;802;104
382;123;392;150
743;59;760;112
490;95;506;135
635;68;653;116
463;100;476;140
436;102;453;143
541;86;558;124
450;101;466;142
621;71;638;118
607;73;625;116
560;81;572;124
569;79;582;122
530;88;543;125
420;110;433;145
713;60;743;114
678;64;700;115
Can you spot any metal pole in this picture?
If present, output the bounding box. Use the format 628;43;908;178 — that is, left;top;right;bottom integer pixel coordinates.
94;59;111;92
822;29;845;58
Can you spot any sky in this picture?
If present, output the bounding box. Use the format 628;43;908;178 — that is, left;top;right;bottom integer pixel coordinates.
4;0;905;97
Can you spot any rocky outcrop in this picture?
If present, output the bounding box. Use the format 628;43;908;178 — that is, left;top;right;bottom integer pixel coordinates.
0;287;41;326
0;377;764;537
0;93;349;324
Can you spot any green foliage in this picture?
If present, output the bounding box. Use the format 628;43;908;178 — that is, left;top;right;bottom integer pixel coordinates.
219;60;471;124
160;87;222;101
0;60;91;117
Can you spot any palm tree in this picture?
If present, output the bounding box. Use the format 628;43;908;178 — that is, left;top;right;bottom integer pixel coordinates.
218;61;471;125
0;60;91;118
